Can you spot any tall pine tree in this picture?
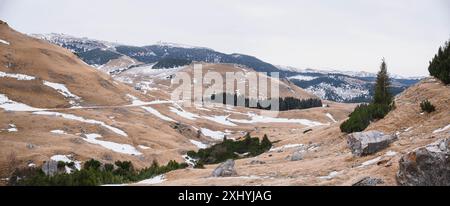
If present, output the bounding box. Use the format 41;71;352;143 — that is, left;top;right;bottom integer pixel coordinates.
373;58;392;105
428;40;450;84
340;58;393;133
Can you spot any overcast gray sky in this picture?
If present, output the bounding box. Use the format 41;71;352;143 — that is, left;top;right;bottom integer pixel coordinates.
1;0;449;76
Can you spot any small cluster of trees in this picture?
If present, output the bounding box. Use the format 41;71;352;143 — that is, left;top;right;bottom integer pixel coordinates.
152;58;192;69
428;40;450;84
210;93;322;111
8;159;187;186
340;59;393;133
187;134;272;166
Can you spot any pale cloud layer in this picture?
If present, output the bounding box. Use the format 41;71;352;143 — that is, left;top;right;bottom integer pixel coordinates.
1;0;449;76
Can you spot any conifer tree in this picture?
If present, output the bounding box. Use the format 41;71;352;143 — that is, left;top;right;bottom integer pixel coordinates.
373;58;392;105
261;134;272;150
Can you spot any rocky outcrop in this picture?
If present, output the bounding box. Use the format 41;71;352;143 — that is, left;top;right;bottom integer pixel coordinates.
347;131;397;157
352;177;384;186
212;159;237;177
170;122;200;139
397;138;450;186
41;160;58;176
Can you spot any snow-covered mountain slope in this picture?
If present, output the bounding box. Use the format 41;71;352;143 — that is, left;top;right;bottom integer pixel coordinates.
31;33;280;74
277;66;422;103
33;33;422;103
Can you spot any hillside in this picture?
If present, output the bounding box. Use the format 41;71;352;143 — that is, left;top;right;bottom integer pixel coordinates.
1;21;355;184
138;78;449;186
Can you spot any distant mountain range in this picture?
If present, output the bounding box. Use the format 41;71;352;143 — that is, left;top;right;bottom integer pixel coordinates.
32;33;423;103
276;66;423;103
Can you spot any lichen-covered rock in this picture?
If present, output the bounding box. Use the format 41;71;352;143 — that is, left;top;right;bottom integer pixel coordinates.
397;138;450;186
347;131;397;157
212;159;237;177
352;177;384;186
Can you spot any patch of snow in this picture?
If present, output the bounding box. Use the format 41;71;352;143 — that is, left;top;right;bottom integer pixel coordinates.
358;156;382;168
138;145;150;150
43;81;81;99
229;112;325;127
287;75;318;81
102;183;127;186
190;139;208;149
234;152;250;157
433;124;450;134
195;106;211;111
28;163;36;167
385;151;397;157
404;127;413;132
50;130;67;135
0;71;35;80
270;144;304;152
137;174;166;185
305;82;370;102
82;133;141;156
319;171;340;180
326;113;337;123
7;128;18;132
135;82;158;93
51;154;73;163
33;111;128;137
0;39;10;45
182;154;197;166
202;115;237;126
128;99;173;107
169;106;199;120
126;94;151;106
200;128;230;140
50;154;81;172
123;64;184;80
141;106;175;122
0;94;43;112
7;124;17;132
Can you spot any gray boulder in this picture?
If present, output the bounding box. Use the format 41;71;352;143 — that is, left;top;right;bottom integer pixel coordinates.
352;177;384;186
347;131;397;157
290;151;304;161
397;138;450;186
41;160;58;176
212;159;237;177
